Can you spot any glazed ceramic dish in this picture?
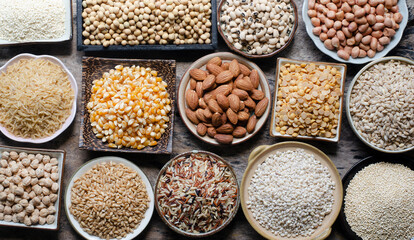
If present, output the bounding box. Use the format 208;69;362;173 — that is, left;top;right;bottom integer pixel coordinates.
0;0;72;45
338;155;414;240
178;52;271;145
154;150;240;237
79;56;175;153
64;156;154;240
217;0;298;58
0;145;66;230
346;56;414;153
0;54;78;143
241;142;343;240
270;58;346;142
302;0;408;64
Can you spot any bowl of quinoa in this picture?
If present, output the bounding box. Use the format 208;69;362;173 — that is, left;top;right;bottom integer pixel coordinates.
339;156;414;240
155;150;239;237
241;141;343;240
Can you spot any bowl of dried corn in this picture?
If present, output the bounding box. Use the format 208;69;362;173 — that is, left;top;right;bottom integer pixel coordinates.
270;58;347;142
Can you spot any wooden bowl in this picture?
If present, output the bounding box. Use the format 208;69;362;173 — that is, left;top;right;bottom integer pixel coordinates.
241;142;343;240
338;155;414;240
346;56;414;153
270;58;347;142
154;150;240;237
0;145;66;230
177;52;271;145
217;0;298;59
79;56;175;154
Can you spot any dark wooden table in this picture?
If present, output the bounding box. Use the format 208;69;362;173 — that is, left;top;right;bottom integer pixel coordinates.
0;0;413;239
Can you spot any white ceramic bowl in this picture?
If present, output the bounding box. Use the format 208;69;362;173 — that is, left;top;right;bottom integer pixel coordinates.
0;0;72;45
346;56;414;153
178;52;271;145
0;145;65;230
64;156;154;240
302;0;408;64
0;53;78;143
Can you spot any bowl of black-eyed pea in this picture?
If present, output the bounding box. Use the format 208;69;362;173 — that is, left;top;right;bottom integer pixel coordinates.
217;0;298;58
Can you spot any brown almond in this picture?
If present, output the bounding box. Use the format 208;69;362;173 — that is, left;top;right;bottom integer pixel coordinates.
207;127;217;138
239;101;245;111
185;89;198;110
228;94;240;113
211;113;222;127
196;82;203;98
221;62;230;70
246;115;257;133
195;108;208;122
216;123;234;134
202;74;216;90
232;88;249;100
226;108;238;125
244;97;256;110
203;108;212;119
249;69;260;88
189;68;207;81
255;97;269;117
235;78;254;91
189;79;197;90
216;70;233;84
250;89;265;101
214;84;232;96
233;126;247;138
216;94;230;110
206;63;224;76
208;56;222;66
214;134;233;144
238;111;250;122
203;91;215;102
221;112;227;124
199;98;207;109
207;99;223;113
196;123;207;136
235;74;244;82
185;108;199;125
239;63;251;76
229;59;240;77
243;107;249;113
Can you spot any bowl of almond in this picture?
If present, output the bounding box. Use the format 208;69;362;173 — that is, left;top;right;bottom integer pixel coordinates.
178;52;271;145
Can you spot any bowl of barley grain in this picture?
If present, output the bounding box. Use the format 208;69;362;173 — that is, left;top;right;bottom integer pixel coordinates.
346;56;414;153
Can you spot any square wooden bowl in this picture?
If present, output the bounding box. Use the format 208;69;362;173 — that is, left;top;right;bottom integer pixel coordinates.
79;57;175;153
0;145;65;230
270;58;347;142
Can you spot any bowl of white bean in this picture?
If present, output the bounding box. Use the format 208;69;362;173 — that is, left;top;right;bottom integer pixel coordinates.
346;56;414;153
218;0;298;58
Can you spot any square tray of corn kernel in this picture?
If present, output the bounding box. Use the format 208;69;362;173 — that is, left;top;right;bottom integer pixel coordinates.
79;56;175;153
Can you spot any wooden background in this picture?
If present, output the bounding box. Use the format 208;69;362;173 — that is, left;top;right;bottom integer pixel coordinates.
0;0;413;239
